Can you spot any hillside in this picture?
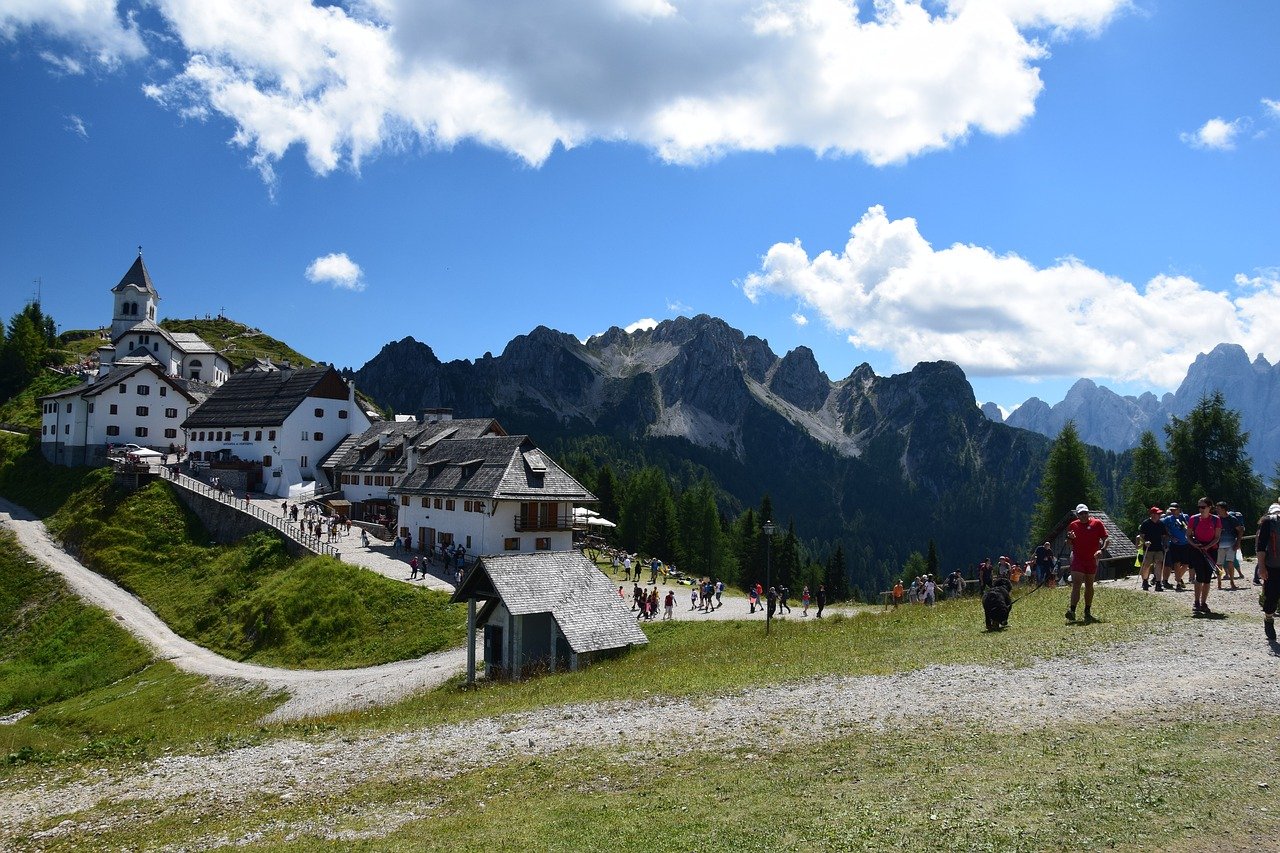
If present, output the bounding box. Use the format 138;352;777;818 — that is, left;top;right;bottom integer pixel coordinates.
159;317;316;370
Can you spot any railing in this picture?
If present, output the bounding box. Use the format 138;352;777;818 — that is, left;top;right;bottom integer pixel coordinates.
512;515;572;532
164;468;343;560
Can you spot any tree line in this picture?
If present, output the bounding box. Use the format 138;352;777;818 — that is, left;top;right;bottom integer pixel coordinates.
0;303;58;403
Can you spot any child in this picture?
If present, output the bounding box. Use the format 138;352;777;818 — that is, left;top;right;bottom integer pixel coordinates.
802;585;811;616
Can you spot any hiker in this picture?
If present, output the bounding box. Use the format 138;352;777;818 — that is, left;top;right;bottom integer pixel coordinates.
1033;541;1054;585
778;585;791;614
1161;503;1191;591
281;501;287;517
802;585;811;616
766;586;778;621
815;583;826;618
664;589;675;620
1215;501;1242;590
689;584;698;611
892;580;904;609
1186;497;1221;617
1065;503;1108;622
409;556;419;580
623;553;632;581
714;579;724;608
923;575;936;606
1254;503;1280;642
1138;506;1167;591
361;530;369;549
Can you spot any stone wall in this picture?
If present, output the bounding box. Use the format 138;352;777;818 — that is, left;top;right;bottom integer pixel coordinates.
169;485;313;559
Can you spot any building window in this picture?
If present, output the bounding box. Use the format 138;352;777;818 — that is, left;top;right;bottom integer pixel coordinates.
505;537;520;551
255;430;262;441
109;404;118;415
364;475;372;485
400;495;410;506
106;425;120;436
262;455;272;467
463;500;472;512
314;408;324;418
301;431;309;441
165;408;178;418
300;455;308;468
445;499;455;511
339;410;348;419
243;431;250;441
164;428;178;439
118;383;126;393
135;427;148;437
137;385;149;395
421;497;429;508
314;432;323;442
434;497;442;509
268;430;276;441
64;424;70;435
159;386;167;397
65;403;72;413
535;537;551;551
88;403;94;413
136;406;149;417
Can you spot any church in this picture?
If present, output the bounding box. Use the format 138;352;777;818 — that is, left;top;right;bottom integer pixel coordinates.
39;252;231;465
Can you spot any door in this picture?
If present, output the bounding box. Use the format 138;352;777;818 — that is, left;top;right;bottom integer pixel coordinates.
484;624;504;677
418;527;427;552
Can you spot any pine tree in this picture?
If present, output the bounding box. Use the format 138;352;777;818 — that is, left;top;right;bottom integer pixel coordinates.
774;520;799;590
732;508;759;590
926;539;939;576
594;464;620;524
1119;430;1169;531
825;543;850;601
1165;392;1261;517
1030;421;1103;545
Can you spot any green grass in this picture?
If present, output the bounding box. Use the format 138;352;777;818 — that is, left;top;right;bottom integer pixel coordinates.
322;583;1173;734
0;432;98;516
0;369;81;431
159;317;316;370
21;713;1278;851
0;529;282;770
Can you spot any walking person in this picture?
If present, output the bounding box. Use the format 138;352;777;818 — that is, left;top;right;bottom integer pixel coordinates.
409;555;419;580
1215;501;1242;590
815;583;826;618
1137;506;1167;591
1065;503;1108;623
663;589;675;620
714;579;724;609
801;585;811;616
1186;497;1222;617
1162;503;1191;591
1255;503;1280;642
778;585;791;614
766;586;778;622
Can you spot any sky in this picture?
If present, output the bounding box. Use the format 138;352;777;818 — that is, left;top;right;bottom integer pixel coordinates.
1;1;1277;415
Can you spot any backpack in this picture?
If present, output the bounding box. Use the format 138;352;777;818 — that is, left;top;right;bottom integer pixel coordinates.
1266;517;1280;570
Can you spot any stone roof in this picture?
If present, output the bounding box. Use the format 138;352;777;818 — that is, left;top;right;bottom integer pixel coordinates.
38;361;198;403
112;254;158;295
182;364;347;428
331;418;504;474
453;551;647;654
393;434;594;502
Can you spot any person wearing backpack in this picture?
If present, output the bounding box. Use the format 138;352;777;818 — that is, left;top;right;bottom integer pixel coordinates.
1255;503;1280;642
1186;498;1222;618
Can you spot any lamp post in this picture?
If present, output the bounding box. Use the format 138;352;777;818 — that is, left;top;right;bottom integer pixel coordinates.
762;519;775;635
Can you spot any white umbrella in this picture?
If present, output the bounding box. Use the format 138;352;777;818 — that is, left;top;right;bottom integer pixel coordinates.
586;516;616;528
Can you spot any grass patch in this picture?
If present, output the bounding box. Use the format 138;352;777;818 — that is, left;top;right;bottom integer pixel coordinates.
0;432;98;516
328;583;1173;733
23;713;1278;851
0;369;82;431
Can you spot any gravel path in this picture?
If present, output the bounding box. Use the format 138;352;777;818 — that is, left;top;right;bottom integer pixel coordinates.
0;497;473;723
4;583;1277;842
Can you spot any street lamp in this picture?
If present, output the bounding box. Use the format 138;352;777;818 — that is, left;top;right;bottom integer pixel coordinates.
762;519;776;635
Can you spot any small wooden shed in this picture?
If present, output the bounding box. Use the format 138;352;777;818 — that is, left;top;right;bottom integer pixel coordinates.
1045;510;1139;580
452;551;647;682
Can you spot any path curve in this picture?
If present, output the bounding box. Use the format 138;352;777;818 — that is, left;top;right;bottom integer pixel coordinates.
0;497;472;723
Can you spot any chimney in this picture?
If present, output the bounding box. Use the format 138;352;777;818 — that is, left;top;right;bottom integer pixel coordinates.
421;407;453;423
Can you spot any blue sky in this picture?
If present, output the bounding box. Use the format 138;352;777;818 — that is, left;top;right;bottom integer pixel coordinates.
1;1;1277;414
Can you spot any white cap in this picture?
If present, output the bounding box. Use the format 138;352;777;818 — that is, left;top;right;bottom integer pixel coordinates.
1075;503;1090;514
1269;503;1280;516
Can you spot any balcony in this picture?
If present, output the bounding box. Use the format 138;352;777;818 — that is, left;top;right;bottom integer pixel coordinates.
512;514;571;532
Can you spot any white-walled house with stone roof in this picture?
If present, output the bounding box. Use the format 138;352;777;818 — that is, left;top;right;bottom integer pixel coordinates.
388;434;595;556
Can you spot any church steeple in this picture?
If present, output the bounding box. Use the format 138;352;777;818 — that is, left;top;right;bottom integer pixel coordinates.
111;250;161;338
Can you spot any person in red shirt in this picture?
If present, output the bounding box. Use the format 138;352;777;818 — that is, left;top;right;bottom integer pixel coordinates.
1066;503;1109;622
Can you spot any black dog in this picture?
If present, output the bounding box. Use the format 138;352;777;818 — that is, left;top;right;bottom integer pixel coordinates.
982;578;1013;631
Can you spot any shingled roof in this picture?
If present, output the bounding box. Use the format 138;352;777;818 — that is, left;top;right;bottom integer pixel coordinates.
393;434;594;502
452;551;647;654
329;418;504;474
181;364;347;428
112;254;158;295
38;361;199;404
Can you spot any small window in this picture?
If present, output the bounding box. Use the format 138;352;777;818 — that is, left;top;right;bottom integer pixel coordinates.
106;425;120;436
504;537;520;551
338;410;348;419
400;495;410;507
535;537;551;551
314;432;323;442
463;500;472;512
137;385;149;395
268;430;276;441
164;428;178;439
421;497;429;508
434;497;442;509
65;403;72;413
301;431;309;441
445;499;455;511
135;426;148;437
262;455;272;466
314;408;324;418
159;386;167;397
64;424;70;434
300;455;309;468
243;431;250;441
165;408;178;418
118;383;126;393
136;406;149;417
255;430;262;441
364;475;373;485
88;402;94;413
109;404;118;415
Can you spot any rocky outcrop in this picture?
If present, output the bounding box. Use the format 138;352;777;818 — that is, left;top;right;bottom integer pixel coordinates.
980;402;1003;422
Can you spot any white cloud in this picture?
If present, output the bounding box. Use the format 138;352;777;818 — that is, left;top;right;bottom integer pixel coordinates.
742;205;1279;389
65;113;88;138
1;0;145;67
305;252;365;292
666;299;693;313
791;312;809;326
625;317;659;334
10;0;1126;183
1180;117;1247;150
1264;98;1280;118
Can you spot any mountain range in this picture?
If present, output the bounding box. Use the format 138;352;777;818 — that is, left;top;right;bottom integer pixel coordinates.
987;343;1280;475
350;314;1086;591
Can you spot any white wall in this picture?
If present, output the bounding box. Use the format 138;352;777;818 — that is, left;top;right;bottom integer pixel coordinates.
396;498;574;555
41;373;192;452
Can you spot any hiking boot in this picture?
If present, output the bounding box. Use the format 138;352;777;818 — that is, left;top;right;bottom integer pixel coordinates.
1142;581;1150;591
1192;607;1204;618
1065;608;1076;622
1083;609;1094;623
1265;618;1277;642
1176;582;1186;592
1200;603;1215;616
1154;582;1165;592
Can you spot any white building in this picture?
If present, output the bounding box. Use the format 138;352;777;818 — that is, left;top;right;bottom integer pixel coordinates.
40;362;201;466
181;363;371;497
322;414;506;523
388;433;595;556
39;251;230;465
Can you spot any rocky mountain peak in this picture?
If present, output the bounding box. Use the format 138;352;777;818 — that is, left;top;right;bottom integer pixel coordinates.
767;345;830;410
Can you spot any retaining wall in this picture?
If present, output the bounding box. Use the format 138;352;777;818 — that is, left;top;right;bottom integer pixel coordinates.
169;485;314;559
